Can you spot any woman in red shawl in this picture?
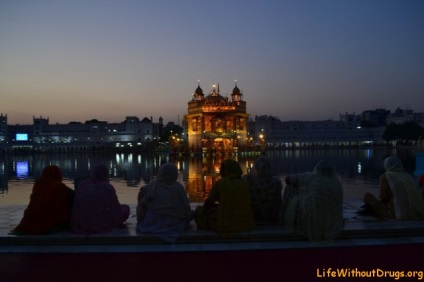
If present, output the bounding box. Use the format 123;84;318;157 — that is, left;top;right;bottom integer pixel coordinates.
13;165;74;235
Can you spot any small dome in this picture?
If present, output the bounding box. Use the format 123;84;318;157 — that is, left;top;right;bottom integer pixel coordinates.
232;81;240;95
195;86;203;95
194;82;203;95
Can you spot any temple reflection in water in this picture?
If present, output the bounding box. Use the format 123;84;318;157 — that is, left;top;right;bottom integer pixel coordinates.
0;149;418;202
0;152;254;203
178;154;253;203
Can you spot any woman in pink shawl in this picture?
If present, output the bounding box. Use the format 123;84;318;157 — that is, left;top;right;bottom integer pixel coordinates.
71;164;130;234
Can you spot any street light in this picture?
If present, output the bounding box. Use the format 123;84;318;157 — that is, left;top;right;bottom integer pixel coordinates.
259;133;265;150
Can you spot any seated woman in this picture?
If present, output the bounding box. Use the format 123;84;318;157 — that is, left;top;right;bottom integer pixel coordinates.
71;164;130;234
195;159;256;236
242;156;283;224
363;156;424;220
283;160;344;241
136;163;192;243
13;165;74;235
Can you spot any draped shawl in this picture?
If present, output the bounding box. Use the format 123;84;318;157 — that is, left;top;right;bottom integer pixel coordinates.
207;159;256;235
136;163;191;242
137;163;191;221
285;161;344;241
243;157;283;222
71;164;128;234
13;165;72;234
383;156;424;220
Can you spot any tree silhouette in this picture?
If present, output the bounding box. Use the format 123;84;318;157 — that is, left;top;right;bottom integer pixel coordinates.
383;122;424;143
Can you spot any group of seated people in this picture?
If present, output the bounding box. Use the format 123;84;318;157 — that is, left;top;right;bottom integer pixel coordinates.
13;164;130;236
12;156;424;243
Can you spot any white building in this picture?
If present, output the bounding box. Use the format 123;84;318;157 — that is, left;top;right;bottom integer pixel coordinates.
0;115;163;152
250;113;385;148
386;108;424;127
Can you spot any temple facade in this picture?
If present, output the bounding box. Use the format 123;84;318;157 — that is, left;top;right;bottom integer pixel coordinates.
184;82;249;153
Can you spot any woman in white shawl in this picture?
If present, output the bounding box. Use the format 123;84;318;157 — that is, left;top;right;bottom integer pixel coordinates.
363;156;424;220
283;160;344;241
136;163;192;243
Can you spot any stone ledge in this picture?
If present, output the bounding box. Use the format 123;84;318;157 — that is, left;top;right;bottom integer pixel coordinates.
2;220;424;246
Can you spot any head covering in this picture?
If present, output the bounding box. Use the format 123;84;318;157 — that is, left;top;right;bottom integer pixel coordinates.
137;163;190;220
90;164;109;183
313;160;336;178
143;163;179;201
384;156;403;172
156;163;178;185
38;165;63;183
33;165;66;213
71;168;128;234
220;159;242;178
252;157;272;178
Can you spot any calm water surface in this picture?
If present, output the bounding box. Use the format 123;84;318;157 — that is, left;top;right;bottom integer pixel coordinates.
0;148;419;205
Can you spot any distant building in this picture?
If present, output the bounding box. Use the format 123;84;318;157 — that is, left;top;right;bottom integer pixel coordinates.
2;91;422;153
0;114;7;143
250;114;385;148
0;114;163;152
361;108;390;127
386;107;424;127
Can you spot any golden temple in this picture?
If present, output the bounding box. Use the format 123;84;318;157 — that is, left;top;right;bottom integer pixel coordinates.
184;81;249;153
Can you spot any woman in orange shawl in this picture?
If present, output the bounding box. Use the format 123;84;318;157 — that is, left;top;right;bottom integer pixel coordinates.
13;165;74;235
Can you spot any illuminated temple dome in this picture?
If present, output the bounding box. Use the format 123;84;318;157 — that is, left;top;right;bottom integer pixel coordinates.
184;81;249;153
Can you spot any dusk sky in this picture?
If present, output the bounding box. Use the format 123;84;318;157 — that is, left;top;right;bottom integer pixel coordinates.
1;0;423;125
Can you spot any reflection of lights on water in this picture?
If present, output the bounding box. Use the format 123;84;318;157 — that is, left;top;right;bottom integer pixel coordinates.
366;149;371;159
16;161;29;179
246;161;253;174
357;162;362;174
137;155;141;164
213;161;221;174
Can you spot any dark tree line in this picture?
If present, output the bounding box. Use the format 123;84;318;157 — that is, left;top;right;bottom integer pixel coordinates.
383;121;424;143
